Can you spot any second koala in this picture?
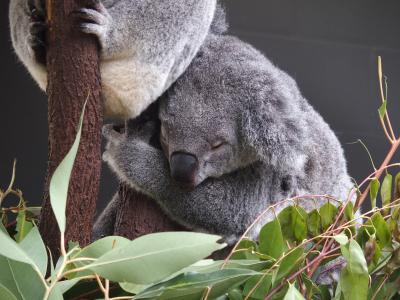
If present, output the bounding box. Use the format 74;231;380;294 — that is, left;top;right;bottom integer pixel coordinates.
9;0;222;119
95;33;353;243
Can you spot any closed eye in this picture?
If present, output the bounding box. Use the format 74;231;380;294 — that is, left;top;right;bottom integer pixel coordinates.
211;141;226;150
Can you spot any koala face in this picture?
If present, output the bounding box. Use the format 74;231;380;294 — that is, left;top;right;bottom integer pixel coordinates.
159;83;255;189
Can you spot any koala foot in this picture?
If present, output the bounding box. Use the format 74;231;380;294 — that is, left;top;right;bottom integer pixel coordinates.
74;1;112;49
28;0;47;65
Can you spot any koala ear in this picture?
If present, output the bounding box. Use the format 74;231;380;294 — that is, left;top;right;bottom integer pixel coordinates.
241;96;307;174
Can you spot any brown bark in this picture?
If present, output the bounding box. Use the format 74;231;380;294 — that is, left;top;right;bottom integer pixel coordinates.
40;0;103;255
114;184;185;240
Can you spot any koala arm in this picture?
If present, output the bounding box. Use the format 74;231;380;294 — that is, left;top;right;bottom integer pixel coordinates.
103;125;268;242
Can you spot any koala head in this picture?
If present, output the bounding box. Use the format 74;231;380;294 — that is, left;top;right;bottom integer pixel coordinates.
158;34;307;190
158;66;258;189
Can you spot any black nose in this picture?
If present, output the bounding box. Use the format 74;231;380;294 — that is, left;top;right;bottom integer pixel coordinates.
170;152;199;186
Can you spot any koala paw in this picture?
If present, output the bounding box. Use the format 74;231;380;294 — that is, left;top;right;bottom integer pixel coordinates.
74;1;112;49
102;124;124;165
28;0;47;65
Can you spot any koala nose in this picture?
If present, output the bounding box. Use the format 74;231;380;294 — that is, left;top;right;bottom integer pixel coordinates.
170;152;199;187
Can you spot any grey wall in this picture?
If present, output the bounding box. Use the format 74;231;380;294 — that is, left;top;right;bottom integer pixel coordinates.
1;1;400;213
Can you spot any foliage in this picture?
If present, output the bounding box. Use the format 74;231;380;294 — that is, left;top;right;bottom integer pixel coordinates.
1;58;400;299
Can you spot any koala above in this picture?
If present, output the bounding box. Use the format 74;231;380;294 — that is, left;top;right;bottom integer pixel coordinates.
9;0;223;119
95;30;353;243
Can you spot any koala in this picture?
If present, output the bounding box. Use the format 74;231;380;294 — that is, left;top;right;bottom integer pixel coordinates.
9;0;225;119
94;30;354;243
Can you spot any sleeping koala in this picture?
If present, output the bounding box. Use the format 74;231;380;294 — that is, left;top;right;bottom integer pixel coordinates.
9;0;224;119
94;33;353;243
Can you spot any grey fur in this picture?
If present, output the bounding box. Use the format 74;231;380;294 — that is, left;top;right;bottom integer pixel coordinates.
9;0;220;119
97;32;354;243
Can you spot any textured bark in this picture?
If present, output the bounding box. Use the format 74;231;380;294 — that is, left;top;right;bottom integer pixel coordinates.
40;0;103;256
114;180;185;239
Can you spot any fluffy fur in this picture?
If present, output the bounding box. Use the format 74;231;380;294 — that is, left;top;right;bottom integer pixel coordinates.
94;31;354;243
9;0;221;119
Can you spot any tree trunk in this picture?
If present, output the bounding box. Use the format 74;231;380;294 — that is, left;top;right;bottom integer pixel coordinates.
114;183;185;239
40;0;103;256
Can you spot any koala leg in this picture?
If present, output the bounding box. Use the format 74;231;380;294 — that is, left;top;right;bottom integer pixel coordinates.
92;193;120;241
73;1;112;50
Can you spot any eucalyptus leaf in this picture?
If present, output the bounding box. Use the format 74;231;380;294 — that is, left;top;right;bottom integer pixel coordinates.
307;209;321;237
73;235;131;274
278;206;307;242
378;100;387;119
283;283;305;300
370;212;391;249
333;234;348;246
243;274;273;299
87;232;225;284
56;278;81;294
5;259;47;300
276;247;304;282
394;172;400;200
230;239;259;260
135;269;259;300
301;274;320;299
49;102;86;234
0;228;40;272
381;173;392;215
369;178;380;209
339;240;368;300
15;210;33;243
19;226;48;276
319;203;338;230
0;283;18;300
259;219;284;259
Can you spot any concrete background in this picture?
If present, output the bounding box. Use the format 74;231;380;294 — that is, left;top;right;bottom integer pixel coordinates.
1;0;400;213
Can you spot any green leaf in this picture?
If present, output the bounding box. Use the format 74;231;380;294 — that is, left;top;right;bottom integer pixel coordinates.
339;240;368;300
394;173;400;200
121;259;273;295
283;283;305;300
378;100;387;119
19;226;48;276
86;232;225;284
228;289;243;300
0;227;39;270
135;269;259;300
15;210;33;243
230;239;259;260
74;236;130;264
56;278;81;294
259;219;284;259
370;213;391;249
0;283;18;300
369;178;380;209
381;173;392;215
319;203;338;230
276;247;304;282
243;274;273;299
301;274;321;299
333;234;349;245
0;257;47;300
343;201;354;221
318;285;332;300
307;209;321;237
0;219;7;233
278;206;307;242
49;102;86;234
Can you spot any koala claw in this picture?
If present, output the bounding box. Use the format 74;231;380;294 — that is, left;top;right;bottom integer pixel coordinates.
29;13;47;66
74;4;111;48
